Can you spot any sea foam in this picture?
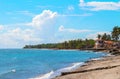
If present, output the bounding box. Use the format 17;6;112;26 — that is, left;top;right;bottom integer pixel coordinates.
30;62;84;79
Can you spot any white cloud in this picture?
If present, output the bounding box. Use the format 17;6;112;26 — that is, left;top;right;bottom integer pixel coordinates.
0;25;4;30
28;10;59;43
79;0;120;11
0;10;59;48
0;28;42;48
59;25;92;33
4;10;58;28
29;10;57;29
59;25;64;31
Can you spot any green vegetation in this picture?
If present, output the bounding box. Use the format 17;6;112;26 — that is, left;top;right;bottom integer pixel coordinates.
24;39;95;49
97;33;111;41
97;26;120;41
112;26;120;41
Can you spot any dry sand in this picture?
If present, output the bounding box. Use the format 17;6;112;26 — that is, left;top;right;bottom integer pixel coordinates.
54;55;120;79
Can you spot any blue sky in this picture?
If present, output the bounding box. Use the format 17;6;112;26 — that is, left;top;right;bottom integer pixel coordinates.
0;0;120;48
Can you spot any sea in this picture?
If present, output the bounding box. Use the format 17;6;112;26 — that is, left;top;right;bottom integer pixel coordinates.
0;49;107;79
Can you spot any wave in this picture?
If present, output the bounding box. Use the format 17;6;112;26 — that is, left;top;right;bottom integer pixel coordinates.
30;62;84;79
90;53;113;61
90;57;103;61
0;69;16;77
11;69;16;73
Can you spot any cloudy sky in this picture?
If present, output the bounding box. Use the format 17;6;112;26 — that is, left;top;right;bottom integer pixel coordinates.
0;0;120;48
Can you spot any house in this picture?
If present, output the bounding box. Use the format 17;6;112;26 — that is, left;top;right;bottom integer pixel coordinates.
94;38;120;49
94;38;104;49
104;41;114;49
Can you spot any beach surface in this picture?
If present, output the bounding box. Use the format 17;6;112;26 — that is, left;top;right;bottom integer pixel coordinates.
54;55;120;79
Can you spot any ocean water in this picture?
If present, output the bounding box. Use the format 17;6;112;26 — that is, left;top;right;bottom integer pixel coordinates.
0;49;107;79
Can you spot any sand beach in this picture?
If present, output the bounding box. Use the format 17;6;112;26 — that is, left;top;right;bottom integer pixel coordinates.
54;55;120;79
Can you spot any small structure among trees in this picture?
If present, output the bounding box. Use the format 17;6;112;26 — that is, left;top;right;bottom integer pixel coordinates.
95;26;120;49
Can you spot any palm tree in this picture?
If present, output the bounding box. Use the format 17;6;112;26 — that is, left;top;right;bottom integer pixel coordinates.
101;33;111;41
112;26;120;41
102;33;107;40
97;34;101;39
106;34;111;40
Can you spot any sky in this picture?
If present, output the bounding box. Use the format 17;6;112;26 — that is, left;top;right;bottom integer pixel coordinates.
0;0;120;48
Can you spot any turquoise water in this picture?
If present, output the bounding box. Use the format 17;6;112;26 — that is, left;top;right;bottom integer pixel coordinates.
0;49;106;79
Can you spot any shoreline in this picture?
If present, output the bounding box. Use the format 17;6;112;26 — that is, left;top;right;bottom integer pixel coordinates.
54;55;120;79
31;50;108;79
23;48;112;54
26;48;120;79
31;57;105;79
31;62;85;79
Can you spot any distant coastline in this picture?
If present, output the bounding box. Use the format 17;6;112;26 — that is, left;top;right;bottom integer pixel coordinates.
23;39;95;50
23;45;120;56
24;26;120;55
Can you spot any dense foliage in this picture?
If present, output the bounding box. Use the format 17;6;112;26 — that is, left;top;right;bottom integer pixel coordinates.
24;39;95;49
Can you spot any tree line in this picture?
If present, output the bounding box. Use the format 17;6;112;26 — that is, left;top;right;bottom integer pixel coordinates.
97;26;120;41
24;39;95;49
